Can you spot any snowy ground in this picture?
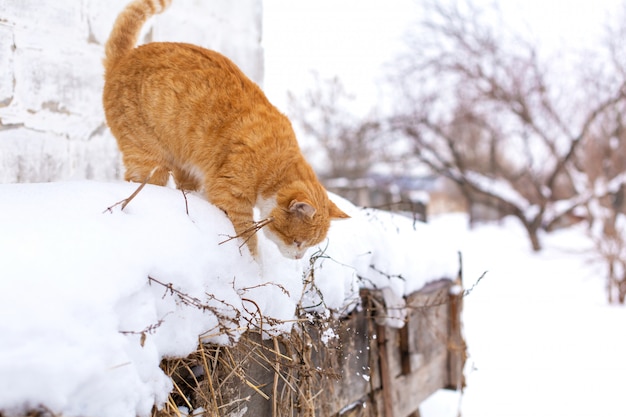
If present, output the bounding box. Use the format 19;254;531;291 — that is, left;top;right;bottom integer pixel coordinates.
422;216;626;417
1;180;623;417
0;180;458;417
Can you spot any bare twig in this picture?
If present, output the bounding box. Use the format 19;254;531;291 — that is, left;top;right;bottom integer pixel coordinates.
218;217;274;248
181;189;190;215
369;263;406;282
238;281;291;297
147;275;240;342
119;316;169;346
463;270;487;297
241;297;264;335
103;169;157;213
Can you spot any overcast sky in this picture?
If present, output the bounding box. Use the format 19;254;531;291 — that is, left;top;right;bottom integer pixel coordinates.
262;0;624;115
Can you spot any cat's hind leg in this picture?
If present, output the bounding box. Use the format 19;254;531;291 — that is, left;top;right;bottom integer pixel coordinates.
122;153;170;186
172;166;201;192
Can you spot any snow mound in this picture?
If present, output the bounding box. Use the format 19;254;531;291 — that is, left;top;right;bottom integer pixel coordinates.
0;181;459;417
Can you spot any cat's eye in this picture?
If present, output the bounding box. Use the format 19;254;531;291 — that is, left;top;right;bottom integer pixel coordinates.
294;240;303;248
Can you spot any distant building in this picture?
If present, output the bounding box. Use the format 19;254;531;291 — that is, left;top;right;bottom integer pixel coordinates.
323;172;534;225
324;174;471;221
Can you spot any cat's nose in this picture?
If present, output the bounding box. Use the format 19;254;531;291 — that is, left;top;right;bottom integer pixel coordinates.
294;252;304;260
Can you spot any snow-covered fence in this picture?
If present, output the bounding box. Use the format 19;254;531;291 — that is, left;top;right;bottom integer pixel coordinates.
0;0;263;183
0;180;465;417
167;280;466;417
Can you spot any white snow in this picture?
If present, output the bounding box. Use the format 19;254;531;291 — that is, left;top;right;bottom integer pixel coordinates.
421;215;626;417
2;180;625;417
0;180;459;417
464;170;531;211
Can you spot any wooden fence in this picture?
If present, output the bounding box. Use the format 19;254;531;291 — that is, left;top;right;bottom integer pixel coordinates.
190;278;466;417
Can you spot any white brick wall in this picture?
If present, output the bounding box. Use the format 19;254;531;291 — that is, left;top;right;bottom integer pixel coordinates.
0;0;263;183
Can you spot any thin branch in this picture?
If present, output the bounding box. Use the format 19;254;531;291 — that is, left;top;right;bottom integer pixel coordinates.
103;168;159;213
218;217;274;248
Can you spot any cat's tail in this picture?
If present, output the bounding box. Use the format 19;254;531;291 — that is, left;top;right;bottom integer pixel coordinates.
104;0;172;74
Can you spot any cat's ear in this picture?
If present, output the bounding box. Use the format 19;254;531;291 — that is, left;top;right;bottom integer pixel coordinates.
289;200;317;219
328;200;350;220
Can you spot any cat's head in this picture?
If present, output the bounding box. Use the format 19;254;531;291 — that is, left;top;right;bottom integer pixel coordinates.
262;184;349;259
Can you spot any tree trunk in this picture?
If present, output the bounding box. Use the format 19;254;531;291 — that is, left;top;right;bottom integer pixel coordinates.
528;228;542;252
519;217;542;252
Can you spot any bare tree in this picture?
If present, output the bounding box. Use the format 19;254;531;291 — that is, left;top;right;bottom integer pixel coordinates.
389;0;626;251
580;56;626;303
288;75;383;180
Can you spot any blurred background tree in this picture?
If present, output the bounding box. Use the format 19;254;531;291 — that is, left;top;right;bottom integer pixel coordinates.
287;0;626;302
386;0;626;251
288;74;384;180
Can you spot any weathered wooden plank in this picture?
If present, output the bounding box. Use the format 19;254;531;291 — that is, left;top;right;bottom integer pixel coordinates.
376;323;396;417
375;281;453;417
390;349;449;417
446;281;467;390
324;306;381;415
206;280;463;417
369;349;448;417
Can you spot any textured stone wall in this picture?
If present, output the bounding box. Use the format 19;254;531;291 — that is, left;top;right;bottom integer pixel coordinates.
0;0;263;183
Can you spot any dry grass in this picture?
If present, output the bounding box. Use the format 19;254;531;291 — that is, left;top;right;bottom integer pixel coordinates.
154;315;344;417
0;249;353;417
0;321;346;417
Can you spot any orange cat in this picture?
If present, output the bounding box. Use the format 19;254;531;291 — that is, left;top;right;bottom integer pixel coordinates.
103;0;349;259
